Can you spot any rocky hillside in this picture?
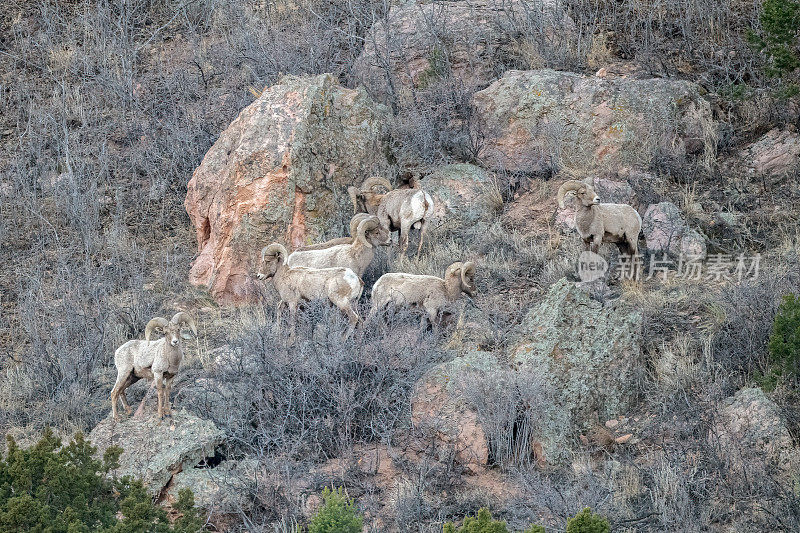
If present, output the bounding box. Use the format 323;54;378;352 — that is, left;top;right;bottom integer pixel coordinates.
1;1;799;532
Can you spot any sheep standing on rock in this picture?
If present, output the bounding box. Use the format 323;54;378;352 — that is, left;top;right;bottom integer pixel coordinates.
348;177;434;256
110;312;197;421
369;261;476;326
557;180;642;257
257;243;363;340
287;215;390;278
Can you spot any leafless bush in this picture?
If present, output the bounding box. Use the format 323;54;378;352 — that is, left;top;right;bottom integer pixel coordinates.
459;365;563;467
205;303;446;456
712;264;800;384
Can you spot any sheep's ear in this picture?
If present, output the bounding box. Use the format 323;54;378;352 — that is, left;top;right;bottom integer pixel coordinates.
180;330;194;340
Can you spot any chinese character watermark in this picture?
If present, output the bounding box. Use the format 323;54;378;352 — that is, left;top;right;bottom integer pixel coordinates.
578;253;762;282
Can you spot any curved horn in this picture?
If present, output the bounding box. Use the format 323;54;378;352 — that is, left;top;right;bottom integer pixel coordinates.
361;176;393;192
347;186;362;214
348;213;372;237
444;262;464;279
355;217;380;248
170;312;197;337
145;317;169;342
557;180;586;209
461;261;476;283
261;243;287;263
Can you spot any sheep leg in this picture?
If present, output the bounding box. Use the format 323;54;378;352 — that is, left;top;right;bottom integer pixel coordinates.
399;220;413;255
334;298;361;339
163;377;174;417
110;369;133;421
134;381;156;418
154;372;165;420
287;301;298;344
415;219;428;257
273;301;284;334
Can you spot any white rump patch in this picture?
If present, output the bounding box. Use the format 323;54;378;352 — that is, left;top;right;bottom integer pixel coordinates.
343;269;360;294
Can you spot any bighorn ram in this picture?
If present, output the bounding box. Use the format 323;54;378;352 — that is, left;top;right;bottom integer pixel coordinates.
557;180;642;256
369;261;476;326
348;177;434;256
257;243;363;339
110;312;197;421
287;215;390;277
294;213;374;252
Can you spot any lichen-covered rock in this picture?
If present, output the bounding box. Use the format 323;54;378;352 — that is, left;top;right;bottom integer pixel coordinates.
642;201;706;258
512;278;643;432
741;128;800;180
89;410;225;495
473;69;714;173
713;388;798;473
354;0;575;99
185;73;391;303
168;459;259;512
422;163;496;227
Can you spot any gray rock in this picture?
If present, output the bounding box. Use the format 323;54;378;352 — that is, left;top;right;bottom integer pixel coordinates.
89;409;226;495
512;278;643;431
713;387;798;473
642;201;706;258
473;69;714;173
422;163;497;227
169;458;259;512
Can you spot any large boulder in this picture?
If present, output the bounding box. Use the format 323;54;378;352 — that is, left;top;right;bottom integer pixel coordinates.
185;73;391;303
712;388;797;473
741;127;800;181
89;410;226;495
168;458;259;512
354;0;575;99
472;69;714;173
411;351;498;471
512;279;643;436
642;201;706;258
422;163;497;227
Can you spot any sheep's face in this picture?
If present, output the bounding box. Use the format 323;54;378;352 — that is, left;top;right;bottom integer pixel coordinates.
257;256;279;280
154;323;191;348
367;222;391;246
575;185;601;207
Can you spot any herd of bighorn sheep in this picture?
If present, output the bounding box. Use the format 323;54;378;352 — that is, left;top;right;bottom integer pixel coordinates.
111;175;642;421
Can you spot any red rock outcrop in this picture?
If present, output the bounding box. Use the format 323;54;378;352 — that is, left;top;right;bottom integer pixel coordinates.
184;74;390;303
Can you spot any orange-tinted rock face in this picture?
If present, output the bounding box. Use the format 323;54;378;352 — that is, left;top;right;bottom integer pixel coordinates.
184;74;390;304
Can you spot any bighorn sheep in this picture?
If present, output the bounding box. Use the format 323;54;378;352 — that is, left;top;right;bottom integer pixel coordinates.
287;215;390;277
110;312;197;421
557;180;642;256
369;262;476;326
348;177;434;256
257;243;363;339
294;213;373;252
